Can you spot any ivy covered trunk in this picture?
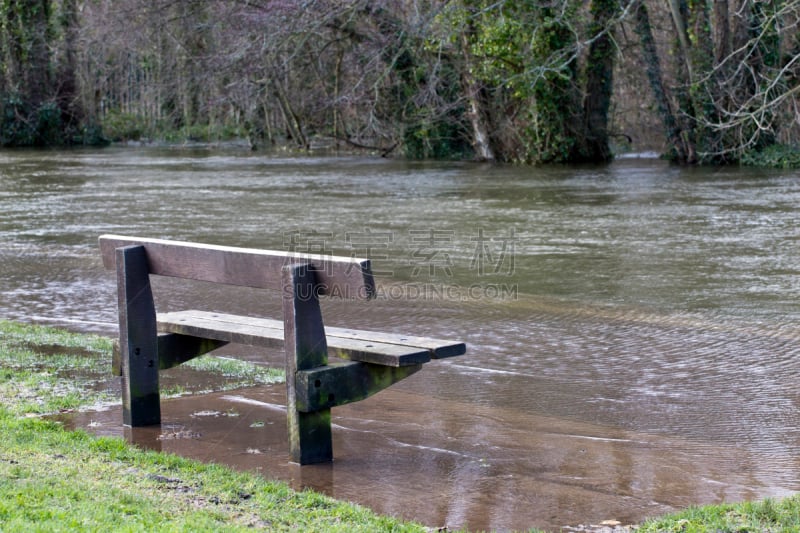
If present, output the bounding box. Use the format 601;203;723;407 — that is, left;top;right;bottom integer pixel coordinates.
572;0;619;162
633;0;690;163
526;11;582;163
56;0;82;140
0;0;97;146
460;24;496;161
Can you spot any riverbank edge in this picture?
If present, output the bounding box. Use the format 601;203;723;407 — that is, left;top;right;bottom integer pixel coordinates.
2;319;799;532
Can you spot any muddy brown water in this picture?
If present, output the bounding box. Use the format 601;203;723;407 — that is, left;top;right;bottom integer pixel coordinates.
3;147;800;531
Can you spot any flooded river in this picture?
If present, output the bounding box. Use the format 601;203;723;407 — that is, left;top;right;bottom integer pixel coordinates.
2;147;800;531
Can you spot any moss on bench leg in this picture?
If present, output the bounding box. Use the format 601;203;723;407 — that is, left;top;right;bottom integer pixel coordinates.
296;362;422;412
282;263;333;464
290;410;333;464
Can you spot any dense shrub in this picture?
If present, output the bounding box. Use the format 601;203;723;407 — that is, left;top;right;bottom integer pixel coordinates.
740;144;800;169
0;94;109;147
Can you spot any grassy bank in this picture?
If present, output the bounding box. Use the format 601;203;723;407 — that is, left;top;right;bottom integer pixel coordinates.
0;320;425;532
637;496;800;532
2;319;799;532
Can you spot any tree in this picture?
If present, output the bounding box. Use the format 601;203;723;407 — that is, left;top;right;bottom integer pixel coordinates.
0;0;101;146
630;0;800;164
426;0;624;163
0;0;55;145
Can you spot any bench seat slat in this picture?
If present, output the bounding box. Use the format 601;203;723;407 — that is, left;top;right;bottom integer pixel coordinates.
157;312;285;349
165;310;466;359
324;326;466;359
157;310;432;367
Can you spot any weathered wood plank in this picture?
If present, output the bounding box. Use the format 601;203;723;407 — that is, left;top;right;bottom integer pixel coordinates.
158;310;459;362
157;312;285;349
196;311;465;358
324;326;466;359
295;361;422;412
99;234;375;300
157;310;432;367
328;337;429;367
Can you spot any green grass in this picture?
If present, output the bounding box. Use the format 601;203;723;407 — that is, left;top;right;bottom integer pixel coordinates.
0;412;423;532
636;496;800;532
0;320;425;532
181;355;284;387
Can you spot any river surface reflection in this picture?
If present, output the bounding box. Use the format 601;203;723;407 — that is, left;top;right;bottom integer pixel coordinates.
2;147;800;531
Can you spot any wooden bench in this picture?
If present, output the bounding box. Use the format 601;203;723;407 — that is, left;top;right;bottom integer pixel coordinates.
99;235;466;464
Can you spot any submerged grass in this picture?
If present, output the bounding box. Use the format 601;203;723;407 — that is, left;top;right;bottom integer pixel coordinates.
3;319;800;532
0;320;117;414
0;319;285;412
180;354;284;387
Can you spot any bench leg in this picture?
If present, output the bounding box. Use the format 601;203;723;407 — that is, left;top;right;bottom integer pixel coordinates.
282;263;332;464
116;245;160;426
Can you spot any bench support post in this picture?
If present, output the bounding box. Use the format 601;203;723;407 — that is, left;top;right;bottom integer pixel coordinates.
296;362;422;412
116;245;160;426
112;334;229;376
282;263;332;464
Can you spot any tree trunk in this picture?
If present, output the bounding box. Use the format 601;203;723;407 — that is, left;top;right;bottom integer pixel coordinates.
460;29;495;161
713;0;731;64
688;0;723;159
57;0;83;131
272;76;308;149
632;0;689;163
669;0;699;163
576;0;618;162
26;0;52;109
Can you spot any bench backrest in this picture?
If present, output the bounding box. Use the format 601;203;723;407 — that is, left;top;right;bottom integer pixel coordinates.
98;234;375;300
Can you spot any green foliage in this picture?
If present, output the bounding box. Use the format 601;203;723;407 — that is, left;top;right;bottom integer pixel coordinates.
80;123;111;147
740;144;800;169
34;100;63;146
522;14;581;163
101;110;246;144
102;111;149;142
383;24;472;160
403;109;471;160
0;95;36;146
0;94;108;147
431;1;583;163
